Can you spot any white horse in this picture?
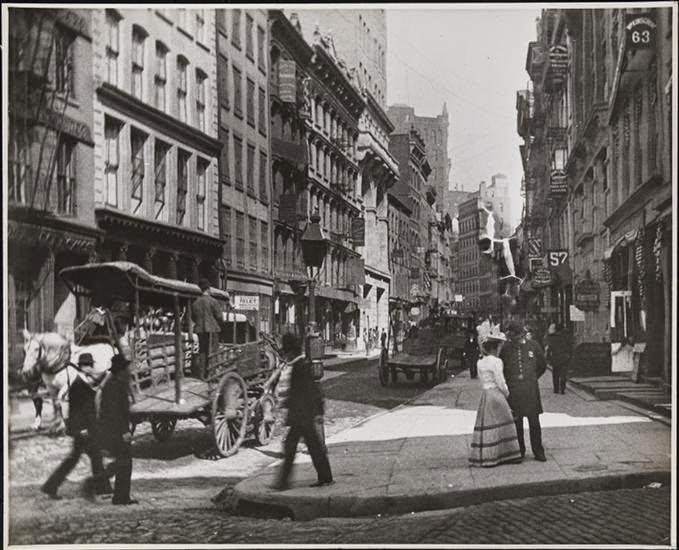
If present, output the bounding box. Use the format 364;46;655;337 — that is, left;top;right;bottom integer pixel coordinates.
21;329;116;432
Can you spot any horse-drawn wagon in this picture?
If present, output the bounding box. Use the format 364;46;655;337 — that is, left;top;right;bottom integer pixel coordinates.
58;261;285;457
379;325;465;387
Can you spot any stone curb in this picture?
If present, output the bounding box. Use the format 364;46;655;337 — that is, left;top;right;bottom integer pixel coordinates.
231;470;671;521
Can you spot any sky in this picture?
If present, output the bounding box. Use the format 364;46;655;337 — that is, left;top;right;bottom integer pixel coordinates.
386;7;541;229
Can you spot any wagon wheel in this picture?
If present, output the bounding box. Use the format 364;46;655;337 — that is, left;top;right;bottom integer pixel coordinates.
378;348;389;387
254;394;277;446
420;367;428;384
212;372;250;457
151;417;177;442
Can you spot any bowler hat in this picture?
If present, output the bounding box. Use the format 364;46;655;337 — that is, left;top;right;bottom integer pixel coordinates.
78;353;94;366
505;320;525;337
111;354;130;370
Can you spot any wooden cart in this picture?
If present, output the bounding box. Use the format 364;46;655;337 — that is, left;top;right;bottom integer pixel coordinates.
60;261;285;457
379;325;462;387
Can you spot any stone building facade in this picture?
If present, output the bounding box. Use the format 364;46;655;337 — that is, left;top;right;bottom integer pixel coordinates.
457;193;481;316
8;8;102;369
216;8;273;337
387;103;451;214
517;7;673;384
90;8;223;283
293;9;387;108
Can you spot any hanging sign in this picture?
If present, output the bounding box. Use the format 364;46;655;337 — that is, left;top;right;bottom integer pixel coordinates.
626;13;656;50
547;249;569;267
548;45;569;79
569;304;585;322
278;60;297;103
574;278;601;311
550;169;568;196
532;267;553;287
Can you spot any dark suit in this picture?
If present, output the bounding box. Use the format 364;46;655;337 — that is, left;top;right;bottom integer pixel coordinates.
275;359;332;488
93;368;133;504
500;338;547;458
546;331;573;394
191;292;223;379
42;377;111;496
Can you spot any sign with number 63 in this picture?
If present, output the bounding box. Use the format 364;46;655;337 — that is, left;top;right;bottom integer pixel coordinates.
625;13;656;50
547;250;569;267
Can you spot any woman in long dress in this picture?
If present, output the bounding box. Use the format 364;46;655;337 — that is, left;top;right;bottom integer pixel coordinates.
469;331;523;467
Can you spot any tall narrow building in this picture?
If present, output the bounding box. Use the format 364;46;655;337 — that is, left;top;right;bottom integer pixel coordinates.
216;8;273;336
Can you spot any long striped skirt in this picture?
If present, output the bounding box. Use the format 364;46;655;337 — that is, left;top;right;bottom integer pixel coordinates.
469;387;522;467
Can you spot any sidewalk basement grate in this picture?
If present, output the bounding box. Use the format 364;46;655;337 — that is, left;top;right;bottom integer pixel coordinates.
573;464;609;473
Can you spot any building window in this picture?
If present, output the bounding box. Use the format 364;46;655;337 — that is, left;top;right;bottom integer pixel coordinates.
259;151;268;203
154;42;168;112
104;117;120;206
257;25;266;71
233;65;243;118
218;56;230;110
105;10;120;86
196;69;207;132
261;221;269;271
234;136;243;189
177;149;190;225
196;158;208;231
246;77;255;126
177;56;189;123
246;143;255;195
130;128;146;206
220;205;232;266
219;128;230;186
55;25;75;96
9;125;31;204
245;14;254;60
154;139;169;219
249;216;258;269
195;9;205;44
216;9;227;31
236;211;245;269
55;138;76;215
258;86;266;135
232;9;241;49
131;26;146;101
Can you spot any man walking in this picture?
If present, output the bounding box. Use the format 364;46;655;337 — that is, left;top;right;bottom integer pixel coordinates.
545;323;573;394
84;354;136;505
191;278;224;379
41;353;111;499
272;334;333;491
500;320;547;462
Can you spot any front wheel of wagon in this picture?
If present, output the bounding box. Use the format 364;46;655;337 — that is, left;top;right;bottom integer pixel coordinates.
212;372;250;457
254;394;277;446
151;417;177;442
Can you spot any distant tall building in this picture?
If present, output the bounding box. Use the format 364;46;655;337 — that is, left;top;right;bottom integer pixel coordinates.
292;9;387;108
387;103;451;214
480;173;513;237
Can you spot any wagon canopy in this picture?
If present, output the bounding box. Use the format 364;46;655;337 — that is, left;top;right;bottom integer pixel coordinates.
59;261;230;304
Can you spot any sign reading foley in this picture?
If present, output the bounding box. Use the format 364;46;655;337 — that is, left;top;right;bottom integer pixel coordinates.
575;278;601;311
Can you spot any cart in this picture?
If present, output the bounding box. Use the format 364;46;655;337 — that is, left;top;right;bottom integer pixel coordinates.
379;326;448;387
60;261;285;457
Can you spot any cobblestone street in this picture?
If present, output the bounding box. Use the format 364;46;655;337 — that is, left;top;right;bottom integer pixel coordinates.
8;487;671;545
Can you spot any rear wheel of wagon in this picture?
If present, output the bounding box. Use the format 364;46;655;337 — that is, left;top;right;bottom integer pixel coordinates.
420;367;429;384
254;394;277;446
212;372;250;457
151;418;177;442
378;349;389;387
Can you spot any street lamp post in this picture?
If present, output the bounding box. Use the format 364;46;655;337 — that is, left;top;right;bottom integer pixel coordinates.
300;206;329;367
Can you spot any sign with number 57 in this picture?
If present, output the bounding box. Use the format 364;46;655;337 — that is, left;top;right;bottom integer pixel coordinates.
547;250;569;267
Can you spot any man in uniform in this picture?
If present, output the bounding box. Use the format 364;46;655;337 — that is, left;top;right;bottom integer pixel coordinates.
191;278;224;379
500;320;547;462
